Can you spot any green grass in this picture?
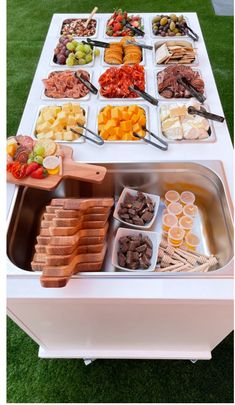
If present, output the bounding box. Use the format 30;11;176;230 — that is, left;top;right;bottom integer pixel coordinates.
7;318;234;403
7;0;234;403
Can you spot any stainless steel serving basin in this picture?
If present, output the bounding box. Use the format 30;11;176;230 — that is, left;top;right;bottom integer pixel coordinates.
7;161;233;277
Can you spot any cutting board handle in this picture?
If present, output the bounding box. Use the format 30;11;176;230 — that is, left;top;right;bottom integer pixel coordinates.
63;160;106;184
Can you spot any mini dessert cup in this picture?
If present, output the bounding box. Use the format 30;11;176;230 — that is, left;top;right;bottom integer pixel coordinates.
179;215;194;233
183;203;198;218
185;231;200;251
168;226;185;247
167;202;183;217
165;190;180;205
162;213;178;233
180;191;196;205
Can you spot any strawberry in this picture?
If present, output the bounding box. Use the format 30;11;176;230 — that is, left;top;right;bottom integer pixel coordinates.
116;14;123;22
108;18;114;26
30;167;48;179
113;22;122;32
132;21;140;28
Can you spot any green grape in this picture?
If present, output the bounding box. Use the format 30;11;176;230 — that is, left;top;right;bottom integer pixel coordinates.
27;158;34;164
85;54;93;63
66;57;74;66
73;58;80;65
34;155;44;165
94;49;100;56
28;152;35;159
75;50;84;59
71;40;78;47
66;42;75;51
33;144;45;157
84;44;92;54
78;58;86;65
76;44;84;52
69;52;75;59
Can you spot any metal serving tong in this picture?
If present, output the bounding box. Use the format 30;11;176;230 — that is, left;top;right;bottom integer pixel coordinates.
70;125;104;145
188;106;225;123
177;77;206;103
126;40;153;50
86;38;110;48
74;71;98;94
133;128;168;151
126;22;145;36
129;85;158;106
185;23;199;41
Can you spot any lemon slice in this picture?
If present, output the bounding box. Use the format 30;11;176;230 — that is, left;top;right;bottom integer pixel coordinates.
43;156;60;175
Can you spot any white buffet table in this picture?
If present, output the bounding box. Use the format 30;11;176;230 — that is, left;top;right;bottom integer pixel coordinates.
7;12;233;361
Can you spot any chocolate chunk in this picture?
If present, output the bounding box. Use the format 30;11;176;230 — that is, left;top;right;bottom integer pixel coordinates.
118;208;128;214
125;193;135;204
143;236;153;249
125;219;133;224
146;247;153;259
119;242;129;253
120;213;130;220
136;243;147;253
139;258;149;269
129;261;139;270
118;252;126;267
142;254;151;267
128;209;136;216
133;217;144;226
129;240;140;251
141;211;154;223
126;250;136;264
133;200;144;211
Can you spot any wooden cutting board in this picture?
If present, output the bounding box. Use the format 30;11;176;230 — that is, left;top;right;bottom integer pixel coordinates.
7;145;107;190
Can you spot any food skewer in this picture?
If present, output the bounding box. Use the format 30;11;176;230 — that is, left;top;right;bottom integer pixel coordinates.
187;106;225;123
70;125;104;145
129;85;159;106
84;6;98;29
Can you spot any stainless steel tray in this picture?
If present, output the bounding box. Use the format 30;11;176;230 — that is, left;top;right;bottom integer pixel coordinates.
7;162;234;277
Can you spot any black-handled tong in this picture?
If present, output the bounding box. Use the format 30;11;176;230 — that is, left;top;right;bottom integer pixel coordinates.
86;38;110;48
70;125;104;145
129;85;158;106
126;22;145;36
133;128;168;151
185;23;199;41
188;106;225;123
74;72;98;95
126;40;153;50
177;77;206;103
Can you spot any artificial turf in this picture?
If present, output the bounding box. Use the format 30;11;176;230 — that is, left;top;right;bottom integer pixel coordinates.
7;0;234;403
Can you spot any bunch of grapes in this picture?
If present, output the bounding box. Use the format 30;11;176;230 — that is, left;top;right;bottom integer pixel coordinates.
54;36;100;66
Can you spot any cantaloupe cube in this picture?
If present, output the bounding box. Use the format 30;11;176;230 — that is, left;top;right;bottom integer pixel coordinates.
98;124;105;133
104;119;118;133
120;111;129;121
122;132;132;141
132;123;142;133
102;106;111;120
108;134;118;141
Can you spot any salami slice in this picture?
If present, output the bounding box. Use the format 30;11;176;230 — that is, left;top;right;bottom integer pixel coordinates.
16;135;34;150
15;151;29;164
13;145;30;161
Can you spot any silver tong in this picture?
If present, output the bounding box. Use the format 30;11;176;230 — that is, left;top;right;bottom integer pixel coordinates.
133;128;168;151
70;125;104;145
126;40;153;50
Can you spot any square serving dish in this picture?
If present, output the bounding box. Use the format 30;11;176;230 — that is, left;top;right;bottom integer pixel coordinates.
31;102;88;143
113;187;160;229
50;38;96;68
58;17;99;39
153;37;199;67
150;15;191;39
154;67;206;101
157;101;216;143
41;69;93;101
101;39;146;67
112;227;161;272
96;102;150;144
104;15;145;39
